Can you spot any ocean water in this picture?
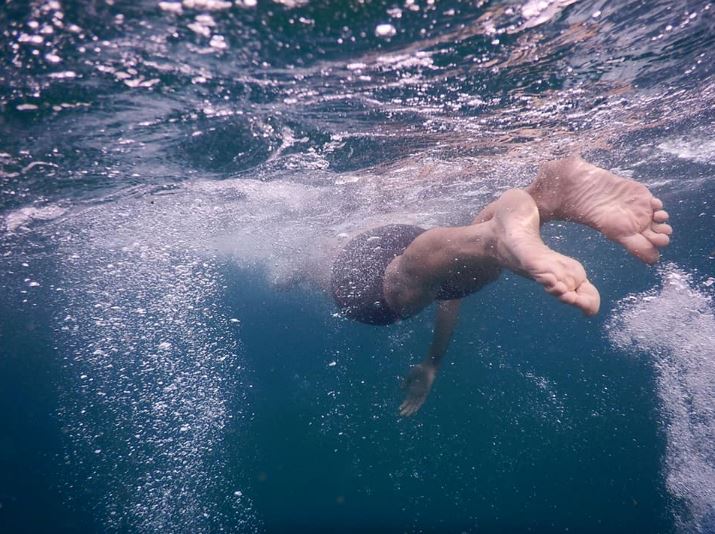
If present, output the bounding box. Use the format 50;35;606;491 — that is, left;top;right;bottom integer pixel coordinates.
1;0;714;532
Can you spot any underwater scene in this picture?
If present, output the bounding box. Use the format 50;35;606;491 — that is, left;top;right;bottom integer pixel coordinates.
1;0;714;532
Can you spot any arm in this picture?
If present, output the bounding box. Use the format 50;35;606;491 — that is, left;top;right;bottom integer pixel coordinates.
399;299;460;416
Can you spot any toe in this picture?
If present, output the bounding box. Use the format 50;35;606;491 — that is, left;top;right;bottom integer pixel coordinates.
575;280;600;316
538;272;557;289
545;280;568;296
557;281;600;315
643;228;670;247
558;291;577;305
651;197;664;210
653;210;669;223
537;273;565;295
619;233;660;264
651;222;672;235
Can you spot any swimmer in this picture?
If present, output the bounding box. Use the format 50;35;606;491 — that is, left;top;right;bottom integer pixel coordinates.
329;156;672;416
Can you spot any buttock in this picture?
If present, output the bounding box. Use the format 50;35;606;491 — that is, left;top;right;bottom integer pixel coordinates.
331;224;426;325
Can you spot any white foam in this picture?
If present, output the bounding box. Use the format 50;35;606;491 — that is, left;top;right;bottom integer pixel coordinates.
272;0;309;8
158;1;183;13
658;138;715;164
181;0;232;10
606;264;715;532
520;0;579;29
5;205;66;233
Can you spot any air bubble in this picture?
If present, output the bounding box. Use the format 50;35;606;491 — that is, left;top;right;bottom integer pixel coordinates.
375;24;397;38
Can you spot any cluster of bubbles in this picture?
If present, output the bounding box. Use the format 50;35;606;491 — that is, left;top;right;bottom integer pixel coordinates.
52;193;259;532
606;264;715;533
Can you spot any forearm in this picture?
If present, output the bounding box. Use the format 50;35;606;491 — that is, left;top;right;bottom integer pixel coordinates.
424;299;460;368
400;299;459;416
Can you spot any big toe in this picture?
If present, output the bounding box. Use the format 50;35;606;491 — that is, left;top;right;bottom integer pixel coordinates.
618;233;660;264
558;280;600;315
576;280;600;316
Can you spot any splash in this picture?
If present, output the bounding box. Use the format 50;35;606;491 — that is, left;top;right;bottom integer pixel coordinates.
5;204;66;233
606;264;715;533
658;137;715;165
520;0;580;29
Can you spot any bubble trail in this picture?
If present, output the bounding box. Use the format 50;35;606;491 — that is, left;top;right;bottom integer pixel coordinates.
54;203;257;532
607;264;715;533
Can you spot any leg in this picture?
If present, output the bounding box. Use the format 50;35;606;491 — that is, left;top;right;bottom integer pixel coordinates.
384;189;600;317
473;156;671;263
487;189;601;315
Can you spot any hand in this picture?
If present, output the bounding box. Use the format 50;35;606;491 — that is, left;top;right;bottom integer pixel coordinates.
399;362;437;417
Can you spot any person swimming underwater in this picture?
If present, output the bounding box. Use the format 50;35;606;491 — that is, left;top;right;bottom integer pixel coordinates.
329;156;672;416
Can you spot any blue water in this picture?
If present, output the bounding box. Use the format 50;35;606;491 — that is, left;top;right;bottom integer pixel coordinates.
1;0;715;532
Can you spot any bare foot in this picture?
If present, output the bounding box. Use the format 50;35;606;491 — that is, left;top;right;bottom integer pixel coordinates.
487;189;601;315
527;156;672;264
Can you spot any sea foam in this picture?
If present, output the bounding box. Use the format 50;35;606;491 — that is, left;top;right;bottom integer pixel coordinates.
606;264;715;533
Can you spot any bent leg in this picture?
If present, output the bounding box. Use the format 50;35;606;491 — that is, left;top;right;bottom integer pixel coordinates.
385;189;600;317
383;224;501;318
487;189;600;315
473;157;671;264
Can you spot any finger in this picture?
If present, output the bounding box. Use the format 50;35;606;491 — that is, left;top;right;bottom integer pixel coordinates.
401;404;414;417
403;400;422;417
401;399;416;412
413;400;425;413
651;222;672;235
653;210;669;223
